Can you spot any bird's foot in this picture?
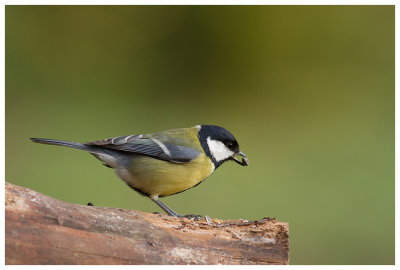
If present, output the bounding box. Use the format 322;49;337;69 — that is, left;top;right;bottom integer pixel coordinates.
181;214;203;221
152;211;202;221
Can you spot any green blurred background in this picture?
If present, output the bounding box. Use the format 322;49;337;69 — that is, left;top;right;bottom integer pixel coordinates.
5;6;394;264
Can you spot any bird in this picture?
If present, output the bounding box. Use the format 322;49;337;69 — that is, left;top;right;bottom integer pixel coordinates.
30;125;249;218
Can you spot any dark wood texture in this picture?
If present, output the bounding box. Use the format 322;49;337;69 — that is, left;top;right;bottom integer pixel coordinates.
5;182;289;265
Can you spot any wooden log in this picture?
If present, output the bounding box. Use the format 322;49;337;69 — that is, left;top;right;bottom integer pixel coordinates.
5;182;289;265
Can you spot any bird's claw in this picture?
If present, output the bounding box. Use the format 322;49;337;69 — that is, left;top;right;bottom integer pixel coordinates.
182;214;203;221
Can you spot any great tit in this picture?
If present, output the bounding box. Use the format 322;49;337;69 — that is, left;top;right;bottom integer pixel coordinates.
31;125;248;217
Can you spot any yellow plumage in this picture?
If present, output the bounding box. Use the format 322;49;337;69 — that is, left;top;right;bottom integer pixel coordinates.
114;126;215;198
126;153;214;197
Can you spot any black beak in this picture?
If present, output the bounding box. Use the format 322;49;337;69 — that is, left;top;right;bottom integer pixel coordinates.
230;151;249;166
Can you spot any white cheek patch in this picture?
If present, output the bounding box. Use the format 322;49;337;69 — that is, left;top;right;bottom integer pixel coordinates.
206;137;234;162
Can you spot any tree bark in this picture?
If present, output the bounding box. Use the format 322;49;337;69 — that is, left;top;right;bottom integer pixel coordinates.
5;182;289;265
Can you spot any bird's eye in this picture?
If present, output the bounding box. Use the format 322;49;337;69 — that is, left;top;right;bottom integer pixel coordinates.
226;142;234;149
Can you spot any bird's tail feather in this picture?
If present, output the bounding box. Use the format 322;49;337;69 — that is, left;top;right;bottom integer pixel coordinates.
30;138;99;153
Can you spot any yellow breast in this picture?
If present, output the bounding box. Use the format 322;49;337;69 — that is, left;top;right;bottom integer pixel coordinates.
119;152;215;197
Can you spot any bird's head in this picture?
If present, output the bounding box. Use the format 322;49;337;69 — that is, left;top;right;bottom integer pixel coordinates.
197;125;249;169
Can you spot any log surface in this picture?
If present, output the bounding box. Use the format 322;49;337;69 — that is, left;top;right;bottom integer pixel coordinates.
5;182;289;265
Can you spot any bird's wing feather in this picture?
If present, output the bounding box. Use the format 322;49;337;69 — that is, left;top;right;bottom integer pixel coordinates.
85;133;200;163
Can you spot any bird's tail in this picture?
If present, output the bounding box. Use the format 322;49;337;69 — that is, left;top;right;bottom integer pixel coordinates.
30;138;97;153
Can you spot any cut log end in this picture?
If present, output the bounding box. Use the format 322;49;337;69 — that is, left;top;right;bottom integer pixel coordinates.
5;182;289;265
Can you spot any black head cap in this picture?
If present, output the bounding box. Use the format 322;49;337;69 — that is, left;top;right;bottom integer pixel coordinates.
197;125;240;168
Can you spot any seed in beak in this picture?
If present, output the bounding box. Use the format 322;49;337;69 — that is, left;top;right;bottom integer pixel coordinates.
231;151;249;166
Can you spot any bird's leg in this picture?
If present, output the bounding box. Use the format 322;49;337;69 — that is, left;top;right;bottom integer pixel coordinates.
150;197;203;220
151;197;183;217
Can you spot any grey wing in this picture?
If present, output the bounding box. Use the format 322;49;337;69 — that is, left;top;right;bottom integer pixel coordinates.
85;134;200;163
